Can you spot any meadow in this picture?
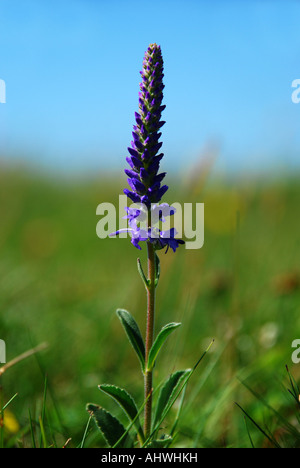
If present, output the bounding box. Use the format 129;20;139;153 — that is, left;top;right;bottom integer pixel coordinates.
0;163;300;448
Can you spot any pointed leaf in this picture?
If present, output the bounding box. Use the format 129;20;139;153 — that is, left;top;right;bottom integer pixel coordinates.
99;384;144;442
116;309;145;373
147;322;181;371
137;258;149;290
154;370;190;428
86;404;131;448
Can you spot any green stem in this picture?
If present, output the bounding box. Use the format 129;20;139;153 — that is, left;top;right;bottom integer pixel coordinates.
144;241;156;437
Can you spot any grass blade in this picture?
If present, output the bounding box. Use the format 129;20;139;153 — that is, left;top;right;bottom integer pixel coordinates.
243;415;255;448
239;378;300;441
235;402;280;448
28;409;36;449
39;415;47;448
1;393;18;412
39;374;48;448
80;416;92;448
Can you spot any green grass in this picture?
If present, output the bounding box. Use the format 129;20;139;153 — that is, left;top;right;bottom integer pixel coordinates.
0;165;300;448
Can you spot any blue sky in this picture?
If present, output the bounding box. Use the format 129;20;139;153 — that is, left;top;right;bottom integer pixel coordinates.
0;0;300;175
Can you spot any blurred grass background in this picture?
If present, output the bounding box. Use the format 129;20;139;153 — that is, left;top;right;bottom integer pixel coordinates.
1;161;300;447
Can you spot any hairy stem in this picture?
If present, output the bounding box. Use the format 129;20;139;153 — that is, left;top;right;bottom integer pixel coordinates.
144;241;156;437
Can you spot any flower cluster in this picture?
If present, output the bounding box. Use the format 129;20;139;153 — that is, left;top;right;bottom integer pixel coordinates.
115;43;184;253
124;43;167;207
122;204;184;252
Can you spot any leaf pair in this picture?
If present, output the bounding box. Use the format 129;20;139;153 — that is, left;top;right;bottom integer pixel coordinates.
117;309;181;373
137;253;160;290
87;370;191;448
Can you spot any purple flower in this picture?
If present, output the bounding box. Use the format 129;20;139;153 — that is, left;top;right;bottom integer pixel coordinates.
124;44;168;207
111;203;184;253
154;228;185;253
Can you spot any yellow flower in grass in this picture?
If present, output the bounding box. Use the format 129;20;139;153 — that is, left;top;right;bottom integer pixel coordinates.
3;409;20;434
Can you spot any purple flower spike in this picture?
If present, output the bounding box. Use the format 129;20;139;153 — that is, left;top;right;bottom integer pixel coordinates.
124;43;167;207
118;44;185;253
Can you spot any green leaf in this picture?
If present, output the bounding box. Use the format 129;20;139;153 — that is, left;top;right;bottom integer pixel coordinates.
86;404;131;448
116;309;145;373
137;258;149;290
154;252;160;287
144;340;214;447
99;384;144;443
147;322;181;371
153;370;190;428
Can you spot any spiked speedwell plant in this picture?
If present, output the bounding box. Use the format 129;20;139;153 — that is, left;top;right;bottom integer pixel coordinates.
87;44;206;448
